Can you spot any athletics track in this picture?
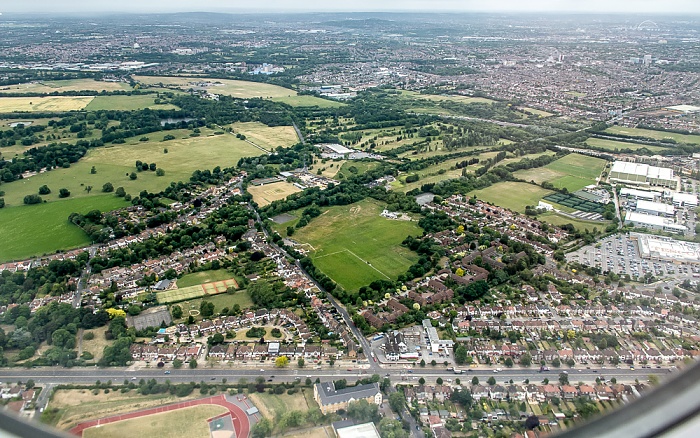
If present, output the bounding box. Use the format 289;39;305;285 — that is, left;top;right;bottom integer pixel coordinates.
68;394;250;437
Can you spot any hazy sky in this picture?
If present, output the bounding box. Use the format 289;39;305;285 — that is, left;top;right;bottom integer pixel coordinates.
2;0;700;14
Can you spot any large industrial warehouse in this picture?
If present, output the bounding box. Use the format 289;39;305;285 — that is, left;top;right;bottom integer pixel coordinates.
609;161;677;189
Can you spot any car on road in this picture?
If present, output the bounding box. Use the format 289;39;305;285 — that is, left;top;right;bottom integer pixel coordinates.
267;378;273;382
347;369;353;372
210;377;216;380
164;371;170;374
131;377;137;380
260;369;265;372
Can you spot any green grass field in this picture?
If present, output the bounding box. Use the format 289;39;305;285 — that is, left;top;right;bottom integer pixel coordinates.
133;76;343;107
604;126;700;145
0;79;132;94
82;405;226;438
0;128;261;207
180;291;254;315
400;90;495;104
0;195;127;262
544;153;607;180
229;121;299;150
519;107;554;117
538;212;606;233
177;269;236;288
472;182;554;213
289;199;421;291
157;286;207;304
0;96;94;112
85;95;180;111
585;137;667;152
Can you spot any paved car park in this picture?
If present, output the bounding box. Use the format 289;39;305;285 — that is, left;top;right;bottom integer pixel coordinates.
567;234;700;280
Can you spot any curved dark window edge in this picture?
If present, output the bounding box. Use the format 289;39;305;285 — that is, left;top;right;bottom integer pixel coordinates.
555;360;700;438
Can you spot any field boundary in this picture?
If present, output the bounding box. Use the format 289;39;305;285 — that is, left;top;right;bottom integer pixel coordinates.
69;394;250;438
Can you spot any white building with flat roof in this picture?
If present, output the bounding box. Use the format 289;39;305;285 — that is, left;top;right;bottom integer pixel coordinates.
672;192;698;208
620;188;660;201
335;423;381;438
625;211;686;234
609;161;677;189
634;233;700;264
635;200;675;217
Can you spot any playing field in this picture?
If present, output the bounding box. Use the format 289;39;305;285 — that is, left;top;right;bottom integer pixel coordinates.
134;76;293;98
0;128;262;207
472;181;554;213
605;126;700;145
177;269;237;288
0;195;127;262
585;137;667;152
181;291;253;316
519;107;554;117
538;211;607;233
0;96;94;112
400;90;495;104
230;121;300;150
85;95;180;111
247;181;302;206
157;278;238;304
82;405;227;438
544;153;607;181
0;79;132;94
289;198;421;291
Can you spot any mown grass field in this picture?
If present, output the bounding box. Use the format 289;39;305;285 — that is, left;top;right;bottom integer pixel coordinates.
177;269;236;288
0;79;132;94
604;126;700;145
585;137;667;152
179;291;254;316
0;128;261;207
519;107;554;117
0;96;94;112
400;90;495;104
544;153;607;181
0;195;127;262
229;121;299;150
472;181;554;213
288;199;421;291
85;95;180;111
82;405;227;438
538;212;606;233
248;390;317;421
248;181;302;206
133;76;342;107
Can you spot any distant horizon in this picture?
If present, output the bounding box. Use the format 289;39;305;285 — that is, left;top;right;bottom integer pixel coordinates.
2;0;700;16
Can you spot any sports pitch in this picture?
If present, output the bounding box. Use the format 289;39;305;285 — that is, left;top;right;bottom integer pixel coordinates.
157;278;239;304
289;199;421;291
247;181;302;206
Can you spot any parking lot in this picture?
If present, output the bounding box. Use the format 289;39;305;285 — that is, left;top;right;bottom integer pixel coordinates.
567;233;700;280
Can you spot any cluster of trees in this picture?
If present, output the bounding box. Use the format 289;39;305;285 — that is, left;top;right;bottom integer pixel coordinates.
248;279;304;309
0;256;87;306
442;129;499;150
0;122;46;147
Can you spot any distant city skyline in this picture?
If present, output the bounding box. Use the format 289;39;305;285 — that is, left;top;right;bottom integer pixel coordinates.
2;0;700;14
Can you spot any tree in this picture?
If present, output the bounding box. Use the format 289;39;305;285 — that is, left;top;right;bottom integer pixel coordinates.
173;359;183;369
129;172;137;180
559;373;569;385
189;359;198;369
51;329;75;349
252;418;272;438
149;163;157;171
38;185;51;195
420;359;426;367
454;344;468;365
520;353;532;367
388;392;405;413
58;188;70;198
436;377;443;384
0;198;4;209
505;357;514;368
451;389;473;407
378;418;409;438
156;168;165;177
200;301;215;318
172;305;183;319
275;356;289;367
90;166;97;174
298;358;305;367
115;187;126;197
418;377;426;385
23;194;42;205
471;376;479;385
102;182;114;193
487;376;496;385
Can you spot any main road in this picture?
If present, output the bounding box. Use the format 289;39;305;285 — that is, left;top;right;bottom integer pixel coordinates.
0;366;670;386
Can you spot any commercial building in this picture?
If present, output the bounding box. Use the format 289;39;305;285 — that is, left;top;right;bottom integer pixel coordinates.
334;422;381;438
625;211;686;234
422;319;454;354
633;233;700;264
619;188;661;201
635;200;674;217
672;192;699;208
609;161;677;189
314;382;382;415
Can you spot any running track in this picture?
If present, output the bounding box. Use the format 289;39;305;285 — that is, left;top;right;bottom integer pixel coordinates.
69;394;250;437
